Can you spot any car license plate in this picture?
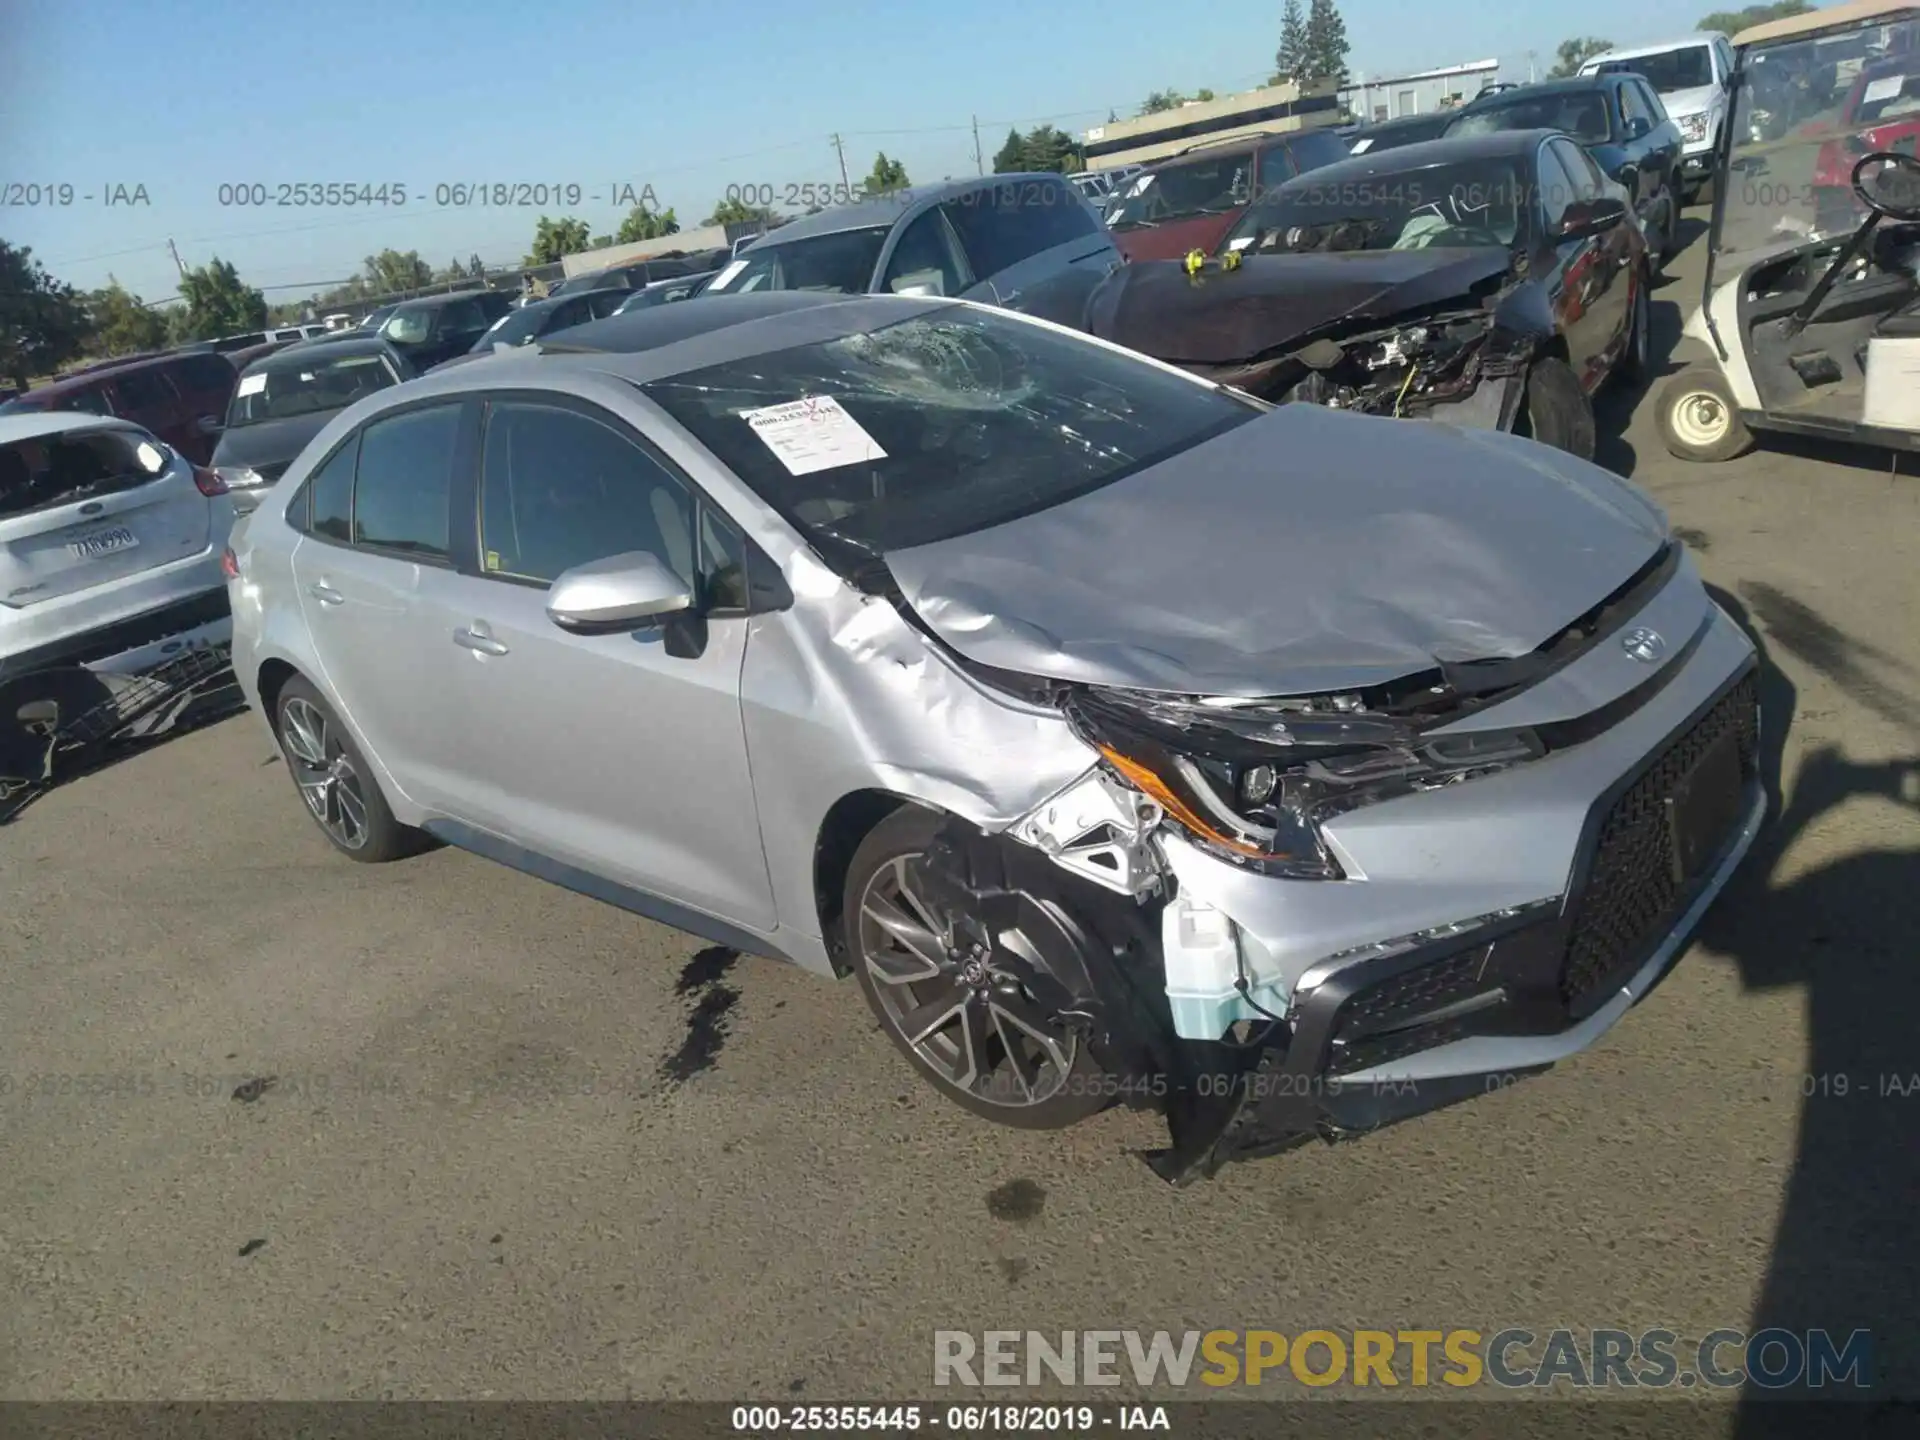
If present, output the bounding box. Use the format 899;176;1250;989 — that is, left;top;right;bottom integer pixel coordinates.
68;526;139;560
1666;732;1744;885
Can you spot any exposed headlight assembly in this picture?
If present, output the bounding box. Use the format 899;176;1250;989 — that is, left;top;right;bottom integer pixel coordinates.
1678;112;1709;143
1066;688;1543;880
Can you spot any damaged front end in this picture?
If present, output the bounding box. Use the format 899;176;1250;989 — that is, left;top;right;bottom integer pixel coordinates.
913;663;1555;1186
1202;302;1533;434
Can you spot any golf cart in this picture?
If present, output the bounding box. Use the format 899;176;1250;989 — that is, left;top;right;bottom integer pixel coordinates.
1657;1;1920;463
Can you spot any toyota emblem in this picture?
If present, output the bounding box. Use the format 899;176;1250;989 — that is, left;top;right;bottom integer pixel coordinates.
1621;627;1667;664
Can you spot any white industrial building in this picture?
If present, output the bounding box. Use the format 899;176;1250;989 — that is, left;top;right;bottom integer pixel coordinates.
1341;59;1504;123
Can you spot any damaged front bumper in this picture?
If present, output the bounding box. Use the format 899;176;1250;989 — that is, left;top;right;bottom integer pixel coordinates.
1002;580;1764;1182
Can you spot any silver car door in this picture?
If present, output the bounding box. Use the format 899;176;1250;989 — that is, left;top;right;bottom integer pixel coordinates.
436;395;774;930
288;403;474;814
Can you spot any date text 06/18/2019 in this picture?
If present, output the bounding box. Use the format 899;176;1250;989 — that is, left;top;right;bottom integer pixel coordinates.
729;1405;1171;1432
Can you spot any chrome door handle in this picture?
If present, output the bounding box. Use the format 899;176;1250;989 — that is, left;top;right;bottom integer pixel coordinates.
307;582;344;605
453;627;509;656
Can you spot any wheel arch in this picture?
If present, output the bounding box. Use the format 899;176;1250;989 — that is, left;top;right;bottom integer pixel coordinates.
256;657;301;724
813;788;925;977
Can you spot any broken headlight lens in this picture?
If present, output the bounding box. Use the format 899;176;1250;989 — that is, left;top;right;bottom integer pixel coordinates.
1066;689;1544;880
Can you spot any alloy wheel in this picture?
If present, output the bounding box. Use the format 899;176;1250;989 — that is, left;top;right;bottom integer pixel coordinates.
279;696;370;850
856;855;1079;1110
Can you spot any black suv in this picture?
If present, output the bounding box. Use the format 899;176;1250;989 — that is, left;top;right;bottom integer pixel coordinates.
374;291;516;369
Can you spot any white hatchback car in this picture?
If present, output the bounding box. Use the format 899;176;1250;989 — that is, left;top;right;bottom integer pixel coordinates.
0;412;237;687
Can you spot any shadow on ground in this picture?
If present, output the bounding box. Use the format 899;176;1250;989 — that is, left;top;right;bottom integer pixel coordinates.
1696;589;1920;1425
0;675;244;826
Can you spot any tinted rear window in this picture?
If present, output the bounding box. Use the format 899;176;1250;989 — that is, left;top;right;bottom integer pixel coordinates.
0;426;169;521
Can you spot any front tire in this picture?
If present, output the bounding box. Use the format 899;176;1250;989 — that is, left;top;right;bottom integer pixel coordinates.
273;675;428;862
1614;271;1652;388
1518;355;1597;460
1656;364;1755;462
844;806;1110;1130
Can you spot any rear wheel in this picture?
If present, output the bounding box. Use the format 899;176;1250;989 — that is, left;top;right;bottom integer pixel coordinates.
273;675;429;862
1518;355;1597;460
845;806;1111;1130
1656;364;1755;463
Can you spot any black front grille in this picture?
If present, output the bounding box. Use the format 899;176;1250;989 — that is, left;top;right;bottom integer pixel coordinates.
1559;674;1759;1011
1327;946;1494;1075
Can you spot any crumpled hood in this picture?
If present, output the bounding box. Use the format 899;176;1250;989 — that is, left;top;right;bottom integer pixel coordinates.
1084;249;1514;366
210;412;336;474
885;403;1669;698
1660;83;1723;119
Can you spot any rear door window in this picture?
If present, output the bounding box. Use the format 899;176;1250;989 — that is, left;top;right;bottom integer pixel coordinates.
57;386;114;416
304;436;358;542
110;367;177;414
349;405;460;561
941;178;1099;281
179;353;239;397
880;209;968;296
1282;130;1351;177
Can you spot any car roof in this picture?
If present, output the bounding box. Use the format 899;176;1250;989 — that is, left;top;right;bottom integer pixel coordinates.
0;411;147;444
749;174;1073;245
1738;0;1916;47
1292;128;1549;183
247;335;396;370
389;291;496;312
1469;76;1616;100
522;288;629;315
19;351;192;396
1584;35;1724;65
1351;112;1454;136
385;293;949;396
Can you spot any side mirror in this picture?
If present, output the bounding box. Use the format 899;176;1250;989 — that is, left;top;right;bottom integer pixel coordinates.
546;551;693;635
1558;196;1628;240
1624;115;1652;141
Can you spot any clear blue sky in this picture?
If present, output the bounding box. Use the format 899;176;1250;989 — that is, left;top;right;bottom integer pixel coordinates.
3;0;1741;305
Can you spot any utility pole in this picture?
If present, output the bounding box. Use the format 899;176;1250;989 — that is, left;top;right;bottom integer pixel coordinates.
1527;51;1537;83
166;238;188;279
831;133;850;190
971;115;984;175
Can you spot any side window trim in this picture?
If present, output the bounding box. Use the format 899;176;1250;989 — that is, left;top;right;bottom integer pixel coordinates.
466;389;775;613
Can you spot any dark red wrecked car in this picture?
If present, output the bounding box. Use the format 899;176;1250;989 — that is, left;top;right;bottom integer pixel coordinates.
1075;130;1652;461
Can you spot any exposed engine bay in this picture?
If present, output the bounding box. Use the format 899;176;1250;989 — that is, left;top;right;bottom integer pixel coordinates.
1210;305;1528;424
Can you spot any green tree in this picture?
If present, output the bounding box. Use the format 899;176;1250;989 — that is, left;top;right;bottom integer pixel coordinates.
996;124;1082;174
864;152;910;194
1138;89;1187;115
615;204;678;244
85;278;170;358
1698;2;1808;31
705;196;780;228
176;257;267;341
362;249;433;295
0;241;90;386
526;216;593;265
1195;88;1216;102
1549;36;1616;78
1301;0;1351;85
468;253;487;278
1273;0;1308;84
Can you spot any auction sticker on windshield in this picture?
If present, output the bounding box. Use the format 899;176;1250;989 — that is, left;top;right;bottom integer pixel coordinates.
742;395;887;475
707;259;748;291
235;373;267;397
